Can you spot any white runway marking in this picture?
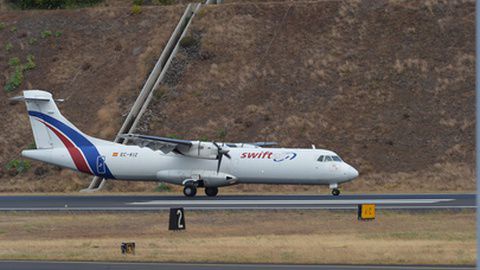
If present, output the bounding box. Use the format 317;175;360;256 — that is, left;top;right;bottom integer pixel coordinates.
128;199;454;206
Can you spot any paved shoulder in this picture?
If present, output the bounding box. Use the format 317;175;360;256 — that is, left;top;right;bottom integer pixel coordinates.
0;261;475;270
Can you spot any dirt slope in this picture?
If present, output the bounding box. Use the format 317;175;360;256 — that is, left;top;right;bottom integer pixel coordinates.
0;6;184;191
0;0;475;193
139;0;475;193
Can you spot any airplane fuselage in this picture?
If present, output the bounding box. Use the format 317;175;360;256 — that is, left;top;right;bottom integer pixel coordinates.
23;138;358;187
18;90;359;196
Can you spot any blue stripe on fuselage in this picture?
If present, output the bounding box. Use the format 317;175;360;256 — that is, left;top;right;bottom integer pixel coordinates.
28;111;115;179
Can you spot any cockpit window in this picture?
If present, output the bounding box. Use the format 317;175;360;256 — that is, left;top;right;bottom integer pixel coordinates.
332;156;342;162
324;156;332;162
317;155;324;162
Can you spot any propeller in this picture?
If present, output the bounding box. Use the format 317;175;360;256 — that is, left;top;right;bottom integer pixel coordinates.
213;142;231;173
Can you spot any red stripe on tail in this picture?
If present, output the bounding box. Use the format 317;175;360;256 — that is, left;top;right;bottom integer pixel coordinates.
41;121;92;174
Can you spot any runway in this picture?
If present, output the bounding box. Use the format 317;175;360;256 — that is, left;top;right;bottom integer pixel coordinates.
0;261;474;270
0;193;474;211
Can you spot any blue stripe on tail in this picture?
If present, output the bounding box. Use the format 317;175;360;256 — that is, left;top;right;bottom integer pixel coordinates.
28;111;115;179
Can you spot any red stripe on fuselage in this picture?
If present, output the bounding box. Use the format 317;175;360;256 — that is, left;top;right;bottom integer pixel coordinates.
40;120;92;174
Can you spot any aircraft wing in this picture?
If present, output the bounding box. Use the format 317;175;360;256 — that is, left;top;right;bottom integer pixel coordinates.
222;142;277;148
118;134;192;154
250;142;277;147
119;133;278;156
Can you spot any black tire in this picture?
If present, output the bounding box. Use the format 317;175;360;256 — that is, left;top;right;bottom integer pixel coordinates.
183;185;197;197
332;188;340;196
205;187;219;197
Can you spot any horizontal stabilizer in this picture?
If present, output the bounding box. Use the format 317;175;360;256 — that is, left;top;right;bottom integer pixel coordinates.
10;95;64;103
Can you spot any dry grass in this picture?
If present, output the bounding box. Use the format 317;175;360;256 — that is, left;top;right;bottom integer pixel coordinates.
0;210;475;264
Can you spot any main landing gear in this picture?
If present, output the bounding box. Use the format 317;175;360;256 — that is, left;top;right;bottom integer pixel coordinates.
182;182;219;197
205;187;218;197
183;184;197;197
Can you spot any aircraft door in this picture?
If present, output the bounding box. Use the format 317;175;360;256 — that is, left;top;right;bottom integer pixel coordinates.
96;155;106;174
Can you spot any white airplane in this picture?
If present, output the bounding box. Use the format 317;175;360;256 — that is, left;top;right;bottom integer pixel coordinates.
14;90;359;197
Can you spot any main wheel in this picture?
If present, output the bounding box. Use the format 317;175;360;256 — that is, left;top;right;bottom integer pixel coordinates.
205;187;219;197
331;188;340;196
183;184;197;197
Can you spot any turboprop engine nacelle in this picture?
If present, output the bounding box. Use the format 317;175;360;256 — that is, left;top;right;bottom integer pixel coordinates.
177;141;224;160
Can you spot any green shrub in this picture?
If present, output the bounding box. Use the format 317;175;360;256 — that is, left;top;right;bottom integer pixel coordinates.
131;4;141;15
197;8;208;18
4;55;34;92
153;89;165;100
153;0;174;5
0;22;5;31
41;30;52;38
217;128;227;140
192;90;202;97
7;0;103;9
8;57;20;67
26;142;36;149
54;31;62;37
24;54;36;70
28;37;37;45
132;0;142;5
4;66;23;92
5;159;31;174
166;134;179;139
199;136;209;142
5;42;13;52
10;26;17;32
154;183;171;192
179;36;197;48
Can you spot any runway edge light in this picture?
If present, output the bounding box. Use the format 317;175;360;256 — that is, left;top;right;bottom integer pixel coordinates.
121;242;135;255
358;204;375;220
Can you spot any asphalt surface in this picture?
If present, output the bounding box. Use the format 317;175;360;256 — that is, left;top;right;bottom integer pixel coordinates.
0;194;474;211
0;261;474;270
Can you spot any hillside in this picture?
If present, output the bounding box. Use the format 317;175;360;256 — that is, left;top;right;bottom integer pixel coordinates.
0;0;475;193
0;5;185;191
139;0;475;193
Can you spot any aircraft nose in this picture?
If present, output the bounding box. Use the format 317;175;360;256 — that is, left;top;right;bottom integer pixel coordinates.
351;166;359;178
345;164;359;180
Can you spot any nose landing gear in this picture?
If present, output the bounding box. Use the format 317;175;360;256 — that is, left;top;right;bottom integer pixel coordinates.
329;183;340;196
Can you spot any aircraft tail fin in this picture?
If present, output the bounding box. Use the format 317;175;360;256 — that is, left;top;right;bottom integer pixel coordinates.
12;90;116;179
12;90;84;149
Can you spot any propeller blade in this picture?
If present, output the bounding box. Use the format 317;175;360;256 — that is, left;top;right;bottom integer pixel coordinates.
213;141;230;171
217;153;223;173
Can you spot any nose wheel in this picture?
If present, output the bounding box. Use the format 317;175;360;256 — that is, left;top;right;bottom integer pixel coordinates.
331;188;340;196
